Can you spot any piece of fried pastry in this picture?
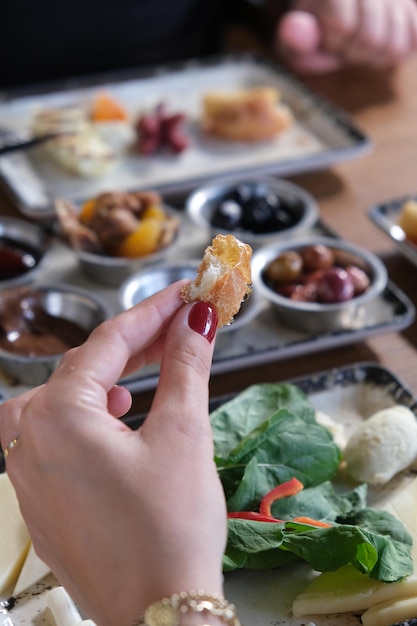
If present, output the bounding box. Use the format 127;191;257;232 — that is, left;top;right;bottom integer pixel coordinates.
202;87;293;142
181;234;252;327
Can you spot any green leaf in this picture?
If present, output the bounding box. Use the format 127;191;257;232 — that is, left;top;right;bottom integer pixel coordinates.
224;519;413;581
282;523;413;582
213;382;414;584
268;481;368;522
211;383;316;459
224;519;297;571
219;410;341;501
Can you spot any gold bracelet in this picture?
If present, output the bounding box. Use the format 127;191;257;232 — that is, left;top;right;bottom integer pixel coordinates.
132;590;241;626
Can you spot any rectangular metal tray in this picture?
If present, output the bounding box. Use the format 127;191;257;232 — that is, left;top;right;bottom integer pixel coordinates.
2;362;416;626
0;216;414;398
369;193;417;268
0;54;370;221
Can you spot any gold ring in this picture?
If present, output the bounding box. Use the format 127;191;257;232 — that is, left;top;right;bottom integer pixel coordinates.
3;436;20;460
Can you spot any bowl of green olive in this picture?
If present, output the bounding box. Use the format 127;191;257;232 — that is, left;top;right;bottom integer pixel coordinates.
252;237;388;333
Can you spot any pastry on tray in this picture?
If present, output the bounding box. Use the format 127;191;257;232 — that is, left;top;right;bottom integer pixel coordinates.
201;86;293;142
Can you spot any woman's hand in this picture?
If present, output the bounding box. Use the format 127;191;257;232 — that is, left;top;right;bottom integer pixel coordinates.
0;282;225;626
277;0;417;74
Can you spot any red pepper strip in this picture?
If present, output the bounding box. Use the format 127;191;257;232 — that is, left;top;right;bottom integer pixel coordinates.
293;516;332;528
228;511;282;523
259;477;304;518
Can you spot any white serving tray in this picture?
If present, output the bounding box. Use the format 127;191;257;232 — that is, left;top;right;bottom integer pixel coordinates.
0;54;370;220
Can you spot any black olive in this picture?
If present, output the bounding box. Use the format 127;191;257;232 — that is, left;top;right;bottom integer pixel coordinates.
264;192;280;209
209;184;303;234
273;206;295;229
241;197;276;233
210;200;243;230
228;184;253;205
252;182;270;199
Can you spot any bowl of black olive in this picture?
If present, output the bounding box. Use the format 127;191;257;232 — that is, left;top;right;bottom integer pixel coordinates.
252;237;388;333
185;177;318;246
0;216;51;288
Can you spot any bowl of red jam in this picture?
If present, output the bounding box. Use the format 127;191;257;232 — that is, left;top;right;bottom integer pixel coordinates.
186;177;318;246
0;217;50;288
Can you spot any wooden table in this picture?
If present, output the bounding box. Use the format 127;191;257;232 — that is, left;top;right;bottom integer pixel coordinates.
1;55;417;413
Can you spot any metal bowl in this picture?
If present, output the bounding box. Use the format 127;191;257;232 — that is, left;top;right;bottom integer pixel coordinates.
119;261;260;333
186;177;318;247
0;284;113;386
0;216;51;288
76;206;183;288
252;237;388;334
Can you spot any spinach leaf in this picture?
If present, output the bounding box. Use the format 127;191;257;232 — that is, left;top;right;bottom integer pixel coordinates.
224;519;298;571
217;409;341;500
214;382;414;584
224;514;413;581
267;481;368;521
211;383;315;459
281;521;413;582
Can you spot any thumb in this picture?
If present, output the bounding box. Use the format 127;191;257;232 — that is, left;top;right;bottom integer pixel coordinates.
146;301;218;434
278;10;321;56
277;11;342;74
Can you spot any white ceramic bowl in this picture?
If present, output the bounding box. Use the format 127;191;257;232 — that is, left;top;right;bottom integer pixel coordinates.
186;177;318;247
119;261;260;333
0;284;112;386
252;237;388;334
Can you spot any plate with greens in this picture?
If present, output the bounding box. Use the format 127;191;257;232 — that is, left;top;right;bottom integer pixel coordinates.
122;362;417;625
213;363;417;626
2;363;417;626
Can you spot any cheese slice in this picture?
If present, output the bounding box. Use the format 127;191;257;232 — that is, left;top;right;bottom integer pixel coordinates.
0;473;31;594
45;586;84;625
292;566;417;616
292;476;417;618
13;542;51;596
45;586;98;625
359;478;417;626
362;595;417;626
382;476;417;563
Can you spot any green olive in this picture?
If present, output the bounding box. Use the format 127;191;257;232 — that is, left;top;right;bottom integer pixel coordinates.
302;245;335;271
265;251;303;282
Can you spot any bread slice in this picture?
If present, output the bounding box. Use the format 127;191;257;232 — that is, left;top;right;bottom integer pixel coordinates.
202;87;293;142
181;234;252;327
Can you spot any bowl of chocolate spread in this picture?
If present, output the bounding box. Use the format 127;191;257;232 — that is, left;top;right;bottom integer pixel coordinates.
0;284;113;386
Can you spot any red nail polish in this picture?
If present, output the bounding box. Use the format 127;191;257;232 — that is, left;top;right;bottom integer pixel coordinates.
188;301;218;343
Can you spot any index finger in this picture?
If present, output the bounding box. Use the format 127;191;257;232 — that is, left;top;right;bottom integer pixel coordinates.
50;280;186;394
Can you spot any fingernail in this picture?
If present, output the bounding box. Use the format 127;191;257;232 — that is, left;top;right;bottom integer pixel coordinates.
188;301;218;343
